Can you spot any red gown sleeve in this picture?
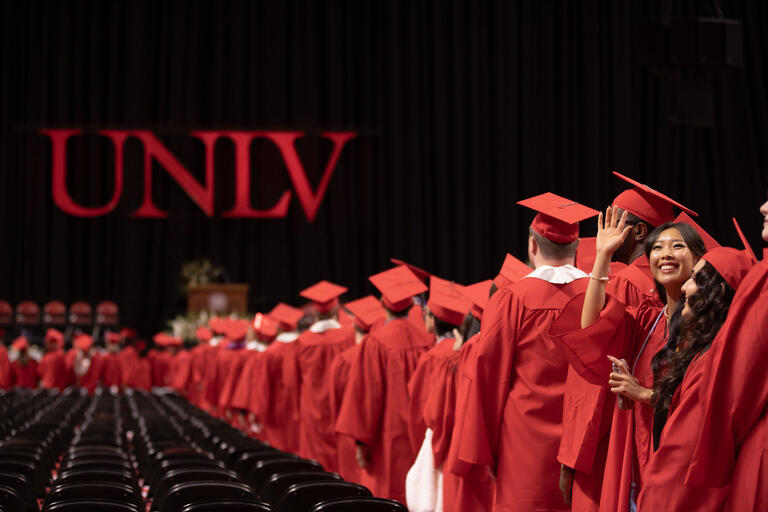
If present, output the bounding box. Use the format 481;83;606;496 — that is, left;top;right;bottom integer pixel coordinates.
335;334;385;446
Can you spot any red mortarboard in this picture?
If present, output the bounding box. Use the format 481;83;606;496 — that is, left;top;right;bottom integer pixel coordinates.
195;326;213;343
45;328;64;347
153;332;171;346
702;247;755;292
74;334;93;351
120;327;139;340
732;217;758;263
165;336;183;347
345;295;387;331
225;319;251;342
369;265;428;312
300;280;348;314
253;313;278;341
105;331;123;344
389;258;432;284
427;276;472;326
517;193;599;244
612;171;698;227
494;253;532;289
268;303;304;332
459;280;494;320
12;336;28;351
674;212;720;252
208;317;228;336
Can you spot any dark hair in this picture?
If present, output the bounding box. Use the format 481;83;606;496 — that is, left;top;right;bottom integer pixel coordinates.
650;261;735;449
644;222;707;303
529;227;579;260
384;304;411;319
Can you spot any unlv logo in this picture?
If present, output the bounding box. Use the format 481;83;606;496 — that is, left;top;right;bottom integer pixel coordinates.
40;129;357;222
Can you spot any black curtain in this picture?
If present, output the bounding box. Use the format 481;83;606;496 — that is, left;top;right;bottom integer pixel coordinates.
1;0;766;336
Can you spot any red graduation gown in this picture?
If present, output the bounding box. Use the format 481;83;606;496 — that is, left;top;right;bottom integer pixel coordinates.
229;350;260;411
446;334;496;512
681;260;768;510
116;346;150;390
327;343;363;483
559;256;654;511
150;350;173;387
283;322;355;470
336;317;433;503
0;345;11;389
637;350;729;511
38;349;69;390
66;349;104;394
101;352;122;388
249;336;301;453
548;295;667;512
217;348;247;410
168;349;193;395
456;275;588;512
10;359;39;388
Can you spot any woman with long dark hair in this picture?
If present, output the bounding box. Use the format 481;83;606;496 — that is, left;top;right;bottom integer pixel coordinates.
638;247;754;511
547;207;706;512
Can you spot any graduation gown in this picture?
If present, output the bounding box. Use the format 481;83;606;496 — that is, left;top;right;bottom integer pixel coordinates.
327;343;363;483
677;260;768;511
101;351;122;388
548;295;667;512
559;256;655;511
66;349;104;394
38;349;69;390
456;268;589;512
117;346;151;390
168;349;193;395
637;350;729;511
336;317;433;503
150;350;173;387
249;333;301;453
446;334;496;512
229;349;261;411
0;345;11;389
283;320;355;470
10;359;39;388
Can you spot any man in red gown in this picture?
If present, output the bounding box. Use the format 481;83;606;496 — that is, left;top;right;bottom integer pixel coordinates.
100;331;123;389
10;336;39;388
284;280;354;471
38;328;69;390
68;334;103;394
0;341;10;389
336;265;433;503
454;193;597;511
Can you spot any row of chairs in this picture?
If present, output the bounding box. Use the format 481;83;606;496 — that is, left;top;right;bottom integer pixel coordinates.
0;301;119;329
0;388;88;512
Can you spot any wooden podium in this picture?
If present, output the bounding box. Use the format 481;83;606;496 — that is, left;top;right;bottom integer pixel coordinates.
187;283;249;315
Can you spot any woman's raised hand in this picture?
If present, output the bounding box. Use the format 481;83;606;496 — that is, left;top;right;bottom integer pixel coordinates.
595;206;633;258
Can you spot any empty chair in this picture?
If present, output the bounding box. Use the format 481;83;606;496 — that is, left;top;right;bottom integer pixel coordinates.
95;301;119;326
151;468;239;501
146;457;226;488
60;458;133;474
0;301;12;327
0;472;33;511
42;301;67;327
41;499;140;512
45;482;142;510
68;302;92;327
259;472;342;508
309;497;408;512
15;302;40;327
247;459;323;494
275;482;371;512
154;481;255;512
55;469;137;489
181;500;273;512
0;483;23;512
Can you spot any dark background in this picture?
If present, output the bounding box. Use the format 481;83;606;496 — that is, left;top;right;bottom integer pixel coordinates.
1;0;766;336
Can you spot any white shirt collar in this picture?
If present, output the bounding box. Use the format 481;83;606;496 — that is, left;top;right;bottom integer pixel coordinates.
523;264;588;284
276;332;299;343
309;318;342;333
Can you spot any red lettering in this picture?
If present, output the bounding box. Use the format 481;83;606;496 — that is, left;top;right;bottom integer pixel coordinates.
41;129;127;218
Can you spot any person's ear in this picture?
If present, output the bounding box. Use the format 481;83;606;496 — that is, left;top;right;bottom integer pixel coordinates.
528;235;537;257
634;222;648;241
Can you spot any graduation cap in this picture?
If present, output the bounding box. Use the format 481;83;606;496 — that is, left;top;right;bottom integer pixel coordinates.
459;279;494;320
702;247;755;292
225;319;251;342
389;258;432;284
120;327;139;340
732;217;758;263
153;332;171;346
208;317;228;336
268;303;304;332
12;336;28;351
369;265;428;312
74;334;93;351
105;331;123;344
427;276;472;326
612;171;698;227
345;295;387;331
45;328;64;348
195;326;213;343
300;280;348;314
493;253;532;289
517;193;599;244
253;313;278;341
674;212;720;252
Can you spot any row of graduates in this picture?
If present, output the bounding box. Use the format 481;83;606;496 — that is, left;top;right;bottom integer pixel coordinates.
161;172;768;511
0;327;189;393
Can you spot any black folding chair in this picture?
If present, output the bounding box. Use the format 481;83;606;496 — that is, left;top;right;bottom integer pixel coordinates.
275;482;371;512
41;499;140;512
180;500;273;512
246;458;324;494
155;481;255;512
310;497;408;512
44;482;142;511
258;472;342;507
150;467;239;501
0;483;23;512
